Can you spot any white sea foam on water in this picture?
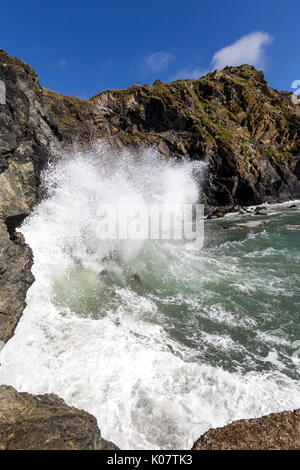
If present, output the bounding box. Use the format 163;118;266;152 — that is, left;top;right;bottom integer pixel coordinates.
0;143;299;449
257;331;291;347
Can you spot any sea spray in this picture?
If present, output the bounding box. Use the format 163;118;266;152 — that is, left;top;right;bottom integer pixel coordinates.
0;142;299;449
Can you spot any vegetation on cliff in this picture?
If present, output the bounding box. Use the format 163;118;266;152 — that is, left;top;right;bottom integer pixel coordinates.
43;64;300;208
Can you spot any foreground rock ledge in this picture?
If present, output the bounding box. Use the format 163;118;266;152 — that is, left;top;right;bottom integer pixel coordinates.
192;409;300;450
0;385;118;450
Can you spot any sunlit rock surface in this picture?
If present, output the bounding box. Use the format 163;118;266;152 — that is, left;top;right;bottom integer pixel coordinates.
0;385;118;450
192;409;300;450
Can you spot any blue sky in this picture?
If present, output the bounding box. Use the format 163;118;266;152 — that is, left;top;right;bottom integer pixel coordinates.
1;0;299;97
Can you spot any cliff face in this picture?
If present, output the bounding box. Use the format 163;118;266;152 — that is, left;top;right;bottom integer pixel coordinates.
0;50;57;343
44;66;300;210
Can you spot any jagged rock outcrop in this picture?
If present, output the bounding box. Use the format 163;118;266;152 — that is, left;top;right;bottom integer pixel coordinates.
0;49;58;343
0;223;34;344
0;385;118;450
43;65;300;211
192;409;300;450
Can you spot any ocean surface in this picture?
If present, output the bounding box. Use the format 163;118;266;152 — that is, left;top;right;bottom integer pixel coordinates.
0;145;299;449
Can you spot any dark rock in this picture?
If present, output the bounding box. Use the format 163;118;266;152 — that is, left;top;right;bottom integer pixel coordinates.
293;156;300;178
254;206;268;216
0;49;57;343
0;385;117;450
130;272;141;283
192;410;300;450
0;155;8;173
0;218;34;343
206;206;232;218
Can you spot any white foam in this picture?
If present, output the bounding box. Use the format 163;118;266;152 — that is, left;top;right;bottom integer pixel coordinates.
0;143;299;449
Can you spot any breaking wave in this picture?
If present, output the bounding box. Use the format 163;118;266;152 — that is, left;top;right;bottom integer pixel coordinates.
0;143;299;449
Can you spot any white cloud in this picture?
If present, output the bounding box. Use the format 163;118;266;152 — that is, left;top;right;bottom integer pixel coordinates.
171;66;207;81
144;52;174;72
141;31;272;81
211;32;273;70
58;59;67;68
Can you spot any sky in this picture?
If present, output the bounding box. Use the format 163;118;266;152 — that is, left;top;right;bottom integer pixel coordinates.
1;0;299;98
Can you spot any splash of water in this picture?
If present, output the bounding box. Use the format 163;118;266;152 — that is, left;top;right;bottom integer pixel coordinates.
0;143;299;449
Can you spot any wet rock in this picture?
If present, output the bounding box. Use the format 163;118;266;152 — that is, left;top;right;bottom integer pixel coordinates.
293;156;300;178
0;49;57;343
0;219;34;343
206;206;230;218
254;206;268;216
130;272;141;283
0;385;117;450
192;409;300;450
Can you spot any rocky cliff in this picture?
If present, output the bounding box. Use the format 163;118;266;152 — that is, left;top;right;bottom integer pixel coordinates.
0;48;300;450
0;50;57;344
43;65;300;211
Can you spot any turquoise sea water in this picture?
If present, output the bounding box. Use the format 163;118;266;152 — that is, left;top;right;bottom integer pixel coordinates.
0;148;299;449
